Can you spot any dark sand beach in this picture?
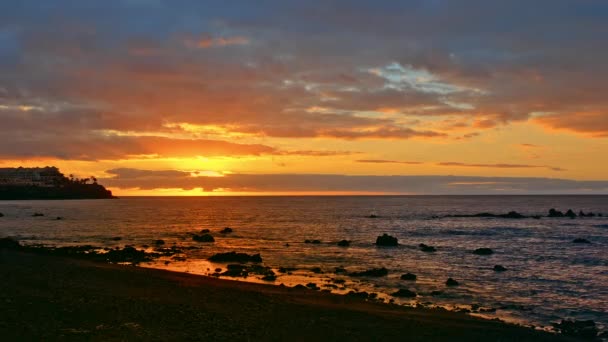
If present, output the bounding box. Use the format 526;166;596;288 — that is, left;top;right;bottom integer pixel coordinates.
0;249;574;341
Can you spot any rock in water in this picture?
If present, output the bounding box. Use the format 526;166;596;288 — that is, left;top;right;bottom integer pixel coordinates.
473;248;494;255
493;265;507;272
548;208;564;217
349;267;388;277
419;243;437;252
446;278;460;286
337;240;350;247
220;227;233;234
572;238;591;244
391;289;417;297
192;234;215;242
400;273;417;281
565;209;577;219
208;251;262;263
375;234;398;246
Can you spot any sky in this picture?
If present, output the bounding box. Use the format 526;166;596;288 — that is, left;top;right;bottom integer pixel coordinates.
1;0;608;195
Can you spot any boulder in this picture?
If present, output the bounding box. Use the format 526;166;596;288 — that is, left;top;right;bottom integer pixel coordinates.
565;209;577;219
192;234;215;242
548;208;564;217
155;239;165;245
208;251;262;263
572;238;591;244
473;248;494;255
111;236;122;241
349;267;388;277
391;289;417;298
261;274;276;281
220;227;233;234
368;214;379;218
419;243;437;252
375;234;398;246
55;216;63;220
304;239;321;244
200;229;210;234
32;212;44;217
400;273;417;281
446;278;460;286
503;211;526;219
493;265;507;272
310;267;322;274
337;240;350;247
0;237;20;249
0;212;4;217
306;283;320;290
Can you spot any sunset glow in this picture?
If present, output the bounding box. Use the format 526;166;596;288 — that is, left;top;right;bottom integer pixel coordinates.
1;1;607;195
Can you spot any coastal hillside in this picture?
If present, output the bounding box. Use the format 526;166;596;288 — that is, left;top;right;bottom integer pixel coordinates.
0;167;114;200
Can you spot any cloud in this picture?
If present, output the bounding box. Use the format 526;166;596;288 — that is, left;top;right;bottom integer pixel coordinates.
356;159;422;165
437;162;565;172
182;34;250;49
100;169;608;194
534;112;608;137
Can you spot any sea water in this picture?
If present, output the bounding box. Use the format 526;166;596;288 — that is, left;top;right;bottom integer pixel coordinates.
1;195;607;330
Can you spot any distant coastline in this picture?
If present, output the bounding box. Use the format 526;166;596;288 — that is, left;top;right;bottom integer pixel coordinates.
0;167;115;200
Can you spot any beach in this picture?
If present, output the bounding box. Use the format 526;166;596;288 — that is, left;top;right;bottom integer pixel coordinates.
0;248;573;341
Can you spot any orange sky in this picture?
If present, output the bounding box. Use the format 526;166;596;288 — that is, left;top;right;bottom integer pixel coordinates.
1;1;607;195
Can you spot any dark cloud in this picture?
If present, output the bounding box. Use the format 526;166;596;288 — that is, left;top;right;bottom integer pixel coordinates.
437;162;565;172
356;159;422;165
1;0;607;164
101;169;608;194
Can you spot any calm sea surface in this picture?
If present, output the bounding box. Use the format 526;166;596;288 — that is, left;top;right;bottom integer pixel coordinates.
1;195;607;330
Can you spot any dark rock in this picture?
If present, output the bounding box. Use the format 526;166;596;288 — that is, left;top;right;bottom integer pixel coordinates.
306;283;320;290
572;238;591;244
310;267;322;274
208;251;262;263
304;239;321;244
200;229;210;234
565;209;576;219
391;289;417;297
221;264;248;277
220;227;233;234
192;234;214;242
32;212;44;217
104;246;153;264
375;234;398;246
215;268;222;272
111;236;122;241
552;319;598;338
334;267;347;274
548;208;564;217
430;290;443;296
446;278;460;286
419;243;437;252
400;273;417;281
0;212;3;217
155;239;165;245
55;216;63;220
261;274;276;281
293;284;307;290
349;267;388;277
0;237;20;249
337;240;350;247
473;248;494;255
503;211;526;219
368;214;379;218
493;265;507;272
346;291;370;299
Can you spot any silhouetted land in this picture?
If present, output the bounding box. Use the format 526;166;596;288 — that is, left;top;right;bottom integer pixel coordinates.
0;249;574;341
0;183;115;200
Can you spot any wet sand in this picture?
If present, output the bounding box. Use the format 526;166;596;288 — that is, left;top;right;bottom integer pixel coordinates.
0;249;573;341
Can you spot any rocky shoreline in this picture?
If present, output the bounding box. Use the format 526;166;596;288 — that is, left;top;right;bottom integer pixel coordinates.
0;244;581;341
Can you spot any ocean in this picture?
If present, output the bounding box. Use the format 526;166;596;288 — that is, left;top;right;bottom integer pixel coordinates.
1;195;607;331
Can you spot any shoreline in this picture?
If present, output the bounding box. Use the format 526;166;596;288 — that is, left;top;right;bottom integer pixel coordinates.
0;248;574;341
